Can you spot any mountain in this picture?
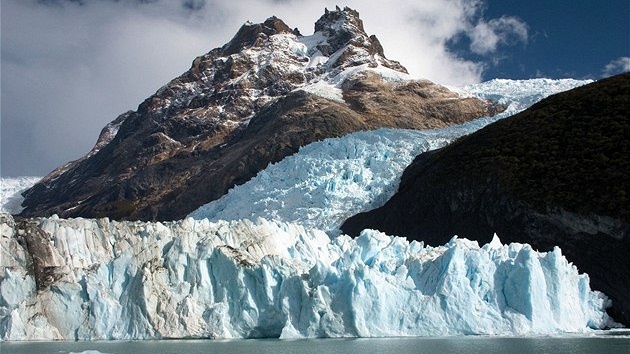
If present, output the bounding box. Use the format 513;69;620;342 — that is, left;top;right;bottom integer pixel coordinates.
18;6;498;222
3;5;624;341
341;73;630;325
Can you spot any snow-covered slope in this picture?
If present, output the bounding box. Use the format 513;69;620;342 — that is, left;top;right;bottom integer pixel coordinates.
456;78;593;111
189;78;591;232
0;177;41;214
0;215;611;340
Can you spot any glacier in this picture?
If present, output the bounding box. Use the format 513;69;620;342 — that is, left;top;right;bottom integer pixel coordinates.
0;177;41;215
189;78;593;233
0;214;611;340
1;78;611;341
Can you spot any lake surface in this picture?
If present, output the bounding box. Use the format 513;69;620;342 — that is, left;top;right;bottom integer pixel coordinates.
3;335;629;354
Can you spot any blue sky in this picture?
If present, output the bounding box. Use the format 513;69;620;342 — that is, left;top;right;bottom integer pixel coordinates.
1;0;629;177
467;0;630;80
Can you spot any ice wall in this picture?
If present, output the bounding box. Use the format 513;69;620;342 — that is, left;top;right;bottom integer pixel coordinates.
0;214;610;340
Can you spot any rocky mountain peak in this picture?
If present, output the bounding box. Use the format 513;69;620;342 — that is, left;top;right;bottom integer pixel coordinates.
19;6;500;221
222;16;296;56
315;6;365;37
310;6;404;72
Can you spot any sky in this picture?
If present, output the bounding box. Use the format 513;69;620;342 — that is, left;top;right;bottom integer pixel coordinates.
1;0;629;177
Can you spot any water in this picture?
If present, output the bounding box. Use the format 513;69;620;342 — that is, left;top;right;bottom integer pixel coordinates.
3;336;629;354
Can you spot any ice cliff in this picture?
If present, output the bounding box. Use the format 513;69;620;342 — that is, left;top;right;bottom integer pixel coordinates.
0;214;611;340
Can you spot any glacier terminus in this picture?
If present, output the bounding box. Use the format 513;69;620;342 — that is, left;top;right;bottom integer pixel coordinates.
0;214;612;340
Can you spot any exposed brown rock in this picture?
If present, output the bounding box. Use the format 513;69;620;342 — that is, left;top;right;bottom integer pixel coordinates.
15;218;67;290
342;72;500;128
222;16;294;56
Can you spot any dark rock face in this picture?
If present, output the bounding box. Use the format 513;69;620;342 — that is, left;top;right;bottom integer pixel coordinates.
341;73;630;326
19;7;499;221
3;214;68;291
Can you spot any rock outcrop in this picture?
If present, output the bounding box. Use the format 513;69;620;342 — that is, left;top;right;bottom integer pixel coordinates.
341;73;630;325
19;7;499;221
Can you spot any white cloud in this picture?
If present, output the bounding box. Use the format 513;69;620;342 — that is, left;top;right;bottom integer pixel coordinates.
602;57;630;77
469;16;528;55
1;0;529;176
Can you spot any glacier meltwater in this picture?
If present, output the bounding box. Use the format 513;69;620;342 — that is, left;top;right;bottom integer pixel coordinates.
0;78;611;341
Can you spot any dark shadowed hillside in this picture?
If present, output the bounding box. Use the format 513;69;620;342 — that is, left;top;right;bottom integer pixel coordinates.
342;72;630;325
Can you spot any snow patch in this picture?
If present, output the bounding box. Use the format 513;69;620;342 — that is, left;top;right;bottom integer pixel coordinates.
298;32;328;55
298;80;344;102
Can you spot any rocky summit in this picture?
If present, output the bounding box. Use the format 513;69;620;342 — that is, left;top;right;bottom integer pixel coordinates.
19;6;500;221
